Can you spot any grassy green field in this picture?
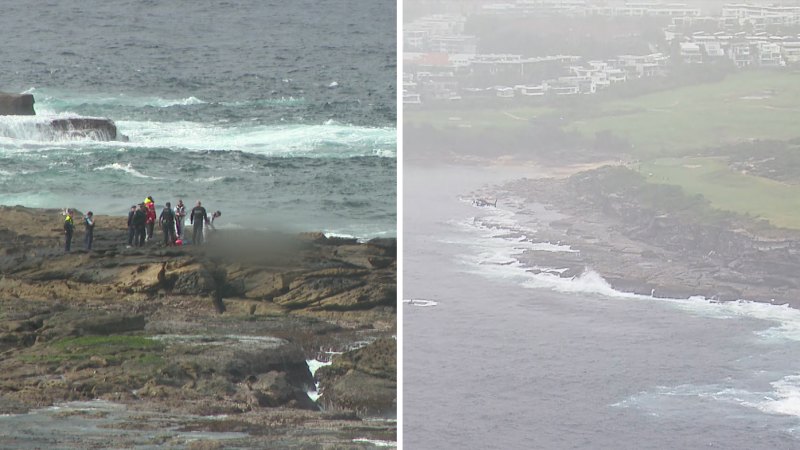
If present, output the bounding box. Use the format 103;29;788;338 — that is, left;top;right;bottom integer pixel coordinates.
407;71;800;156
406;71;800;229
614;71;800;229
567;71;800;157
640;157;800;229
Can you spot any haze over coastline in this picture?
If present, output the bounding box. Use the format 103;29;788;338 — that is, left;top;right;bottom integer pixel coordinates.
404;0;800;447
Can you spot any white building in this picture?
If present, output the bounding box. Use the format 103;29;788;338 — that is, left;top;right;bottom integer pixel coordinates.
728;41;753;67
782;39;800;65
428;36;478;55
722;4;800;31
756;41;784;66
680;42;704;63
514;84;547;96
618;53;669;77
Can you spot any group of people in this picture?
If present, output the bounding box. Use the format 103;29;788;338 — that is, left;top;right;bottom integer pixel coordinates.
126;197;221;248
63;197;221;252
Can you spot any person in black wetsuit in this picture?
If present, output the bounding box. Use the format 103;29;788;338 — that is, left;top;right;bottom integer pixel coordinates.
190;201;208;246
126;205;136;246
64;209;74;252
83;211;95;250
132;203;147;247
159;201;177;246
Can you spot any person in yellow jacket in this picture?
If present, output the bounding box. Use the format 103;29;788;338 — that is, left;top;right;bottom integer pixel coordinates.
64;209;75;252
144;196;156;240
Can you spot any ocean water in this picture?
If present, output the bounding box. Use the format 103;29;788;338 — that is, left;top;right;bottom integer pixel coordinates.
0;0;396;239
404;164;800;449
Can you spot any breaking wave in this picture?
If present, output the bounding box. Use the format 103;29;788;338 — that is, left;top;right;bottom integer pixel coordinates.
456;197;800;343
92;162;161;180
0;116;395;158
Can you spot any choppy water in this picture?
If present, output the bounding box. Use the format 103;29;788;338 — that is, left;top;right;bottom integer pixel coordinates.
0;0;396;238
404;165;800;449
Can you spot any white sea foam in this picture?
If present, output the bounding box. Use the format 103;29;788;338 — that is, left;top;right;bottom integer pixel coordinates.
219;97;305;107
0;114;113;142
0;117;396;158
0;93;396;157
196;176;226;183
115;120;396;157
323;232;358;240
93;162;161;179
31;88;307;110
403;298;439;307
32;90;207;111
753;375;800;416
616;381;800;419
456;193;800;342
307;358;332;377
306;355;338;402
530;242;579;253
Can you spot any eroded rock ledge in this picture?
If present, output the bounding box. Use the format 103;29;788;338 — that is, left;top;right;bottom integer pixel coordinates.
496;165;800;306
0;206;396;446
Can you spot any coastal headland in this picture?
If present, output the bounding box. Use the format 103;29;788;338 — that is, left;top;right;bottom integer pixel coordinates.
408;70;800;309
493;164;800;307
0;206;396;448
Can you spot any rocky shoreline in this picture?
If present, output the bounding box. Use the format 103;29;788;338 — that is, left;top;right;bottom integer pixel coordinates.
0;206;396;448
485;165;800;308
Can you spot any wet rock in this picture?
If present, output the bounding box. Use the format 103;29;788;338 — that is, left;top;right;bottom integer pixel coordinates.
47;118;120;141
246;371;315;409
0;331;36;352
275;278;365;309
317;338;396;417
39;311;145;340
314;283;395;311
367;238;397;257
187;441;224;450
168;337;312;387
234;270;290;299
1;319;42;333
0;92;35;115
171;265;217;295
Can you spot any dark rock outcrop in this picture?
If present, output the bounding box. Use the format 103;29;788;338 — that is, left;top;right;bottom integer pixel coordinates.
502;165;800;305
317;338;396;417
242;370;317;409
0;92;127;141
46;117;124;141
0;92;35;115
